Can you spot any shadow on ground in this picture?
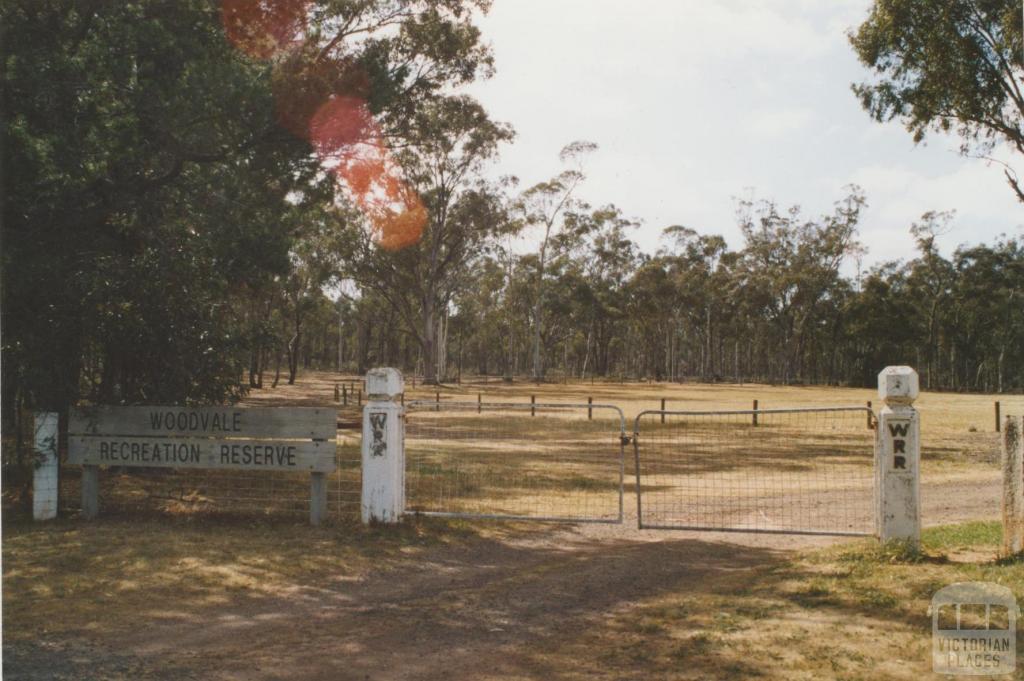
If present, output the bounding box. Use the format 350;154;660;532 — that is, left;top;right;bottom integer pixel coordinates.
4;516;794;680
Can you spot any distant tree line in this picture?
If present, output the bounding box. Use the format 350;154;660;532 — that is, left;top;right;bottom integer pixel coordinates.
327;189;1024;394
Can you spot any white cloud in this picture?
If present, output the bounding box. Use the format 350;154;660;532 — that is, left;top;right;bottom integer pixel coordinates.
743;107;817;138
850;158;1024;262
466;1;1022;265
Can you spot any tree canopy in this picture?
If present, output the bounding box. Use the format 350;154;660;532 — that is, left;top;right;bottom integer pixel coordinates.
850;0;1024;201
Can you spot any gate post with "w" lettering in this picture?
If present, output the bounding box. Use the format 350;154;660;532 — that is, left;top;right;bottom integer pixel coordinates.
361;368;405;524
876;366;921;546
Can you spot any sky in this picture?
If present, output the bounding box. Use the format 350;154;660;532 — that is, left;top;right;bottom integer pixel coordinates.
464;0;1024;266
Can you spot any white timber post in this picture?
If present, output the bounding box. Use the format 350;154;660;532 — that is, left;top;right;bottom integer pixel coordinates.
32;412;59;521
361;368;405;524
875;366;921;545
1002;415;1024;556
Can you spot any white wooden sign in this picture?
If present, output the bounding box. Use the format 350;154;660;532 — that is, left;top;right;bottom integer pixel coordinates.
69;405;337;525
69;406;334;439
68;406;336;473
68;437;334;472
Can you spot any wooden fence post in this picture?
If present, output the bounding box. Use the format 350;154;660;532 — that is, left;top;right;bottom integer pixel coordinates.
82;466;99;520
531;395;536;417
752;400;759;427
343;384;348;406
334;383;340;402
477;393;482;413
588;396;593;420
867;400;873;430
996;401;1002;433
661;398;666;424
1002;415;1024;556
310;472;327;526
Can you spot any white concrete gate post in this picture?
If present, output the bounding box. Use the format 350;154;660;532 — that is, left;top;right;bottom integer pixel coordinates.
876;366;921;545
361;368;405;524
33;412;59;521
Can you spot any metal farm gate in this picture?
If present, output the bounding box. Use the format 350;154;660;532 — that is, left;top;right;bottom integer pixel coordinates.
632;407;876;536
403;400;626;523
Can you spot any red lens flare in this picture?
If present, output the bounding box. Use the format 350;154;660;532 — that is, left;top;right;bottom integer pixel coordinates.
342;154;429;251
272;54;370;140
221;0;309;60
222;2;426;249
311;97;428;250
309;96;377;155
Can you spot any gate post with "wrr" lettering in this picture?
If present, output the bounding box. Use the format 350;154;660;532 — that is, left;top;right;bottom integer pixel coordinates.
876;366;921;545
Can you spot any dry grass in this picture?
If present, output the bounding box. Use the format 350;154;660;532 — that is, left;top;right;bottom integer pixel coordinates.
0;514;515;642
5;515;1021;680
527;521;1024;680
248;370;1021;461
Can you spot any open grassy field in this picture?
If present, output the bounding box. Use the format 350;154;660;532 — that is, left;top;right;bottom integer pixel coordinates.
249;371;1018;529
3;371;1022;679
251;369;1022;469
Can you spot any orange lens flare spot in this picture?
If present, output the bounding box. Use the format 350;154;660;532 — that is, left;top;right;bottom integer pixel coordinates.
334;151;428;251
222;0;309;60
273;55;370;140
220;10;426;250
374;201;429;251
309;97;378;157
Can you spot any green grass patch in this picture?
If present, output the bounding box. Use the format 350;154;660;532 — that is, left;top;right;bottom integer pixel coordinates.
921;520;1002;551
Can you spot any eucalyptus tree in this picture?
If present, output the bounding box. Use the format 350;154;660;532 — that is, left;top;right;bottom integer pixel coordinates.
953;239;1024;392
734;188;865;383
662;227;734;380
851;0;1024;202
2;0;318;411
571;206;639;377
340;95;514;384
518;140;597;381
905;211;957;388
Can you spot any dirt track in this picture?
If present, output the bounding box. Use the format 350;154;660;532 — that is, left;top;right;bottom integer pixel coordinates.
4;467;1001;681
4;527;794;680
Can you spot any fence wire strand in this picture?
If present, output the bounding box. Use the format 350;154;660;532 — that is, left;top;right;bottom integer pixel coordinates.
634;408;875;535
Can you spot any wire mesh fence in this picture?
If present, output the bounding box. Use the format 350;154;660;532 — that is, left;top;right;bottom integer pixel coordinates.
404;400;625;523
633;407;876;535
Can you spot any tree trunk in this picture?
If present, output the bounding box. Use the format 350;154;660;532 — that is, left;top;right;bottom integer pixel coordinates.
287;329;300;385
531;236;550;383
422;296;438;384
